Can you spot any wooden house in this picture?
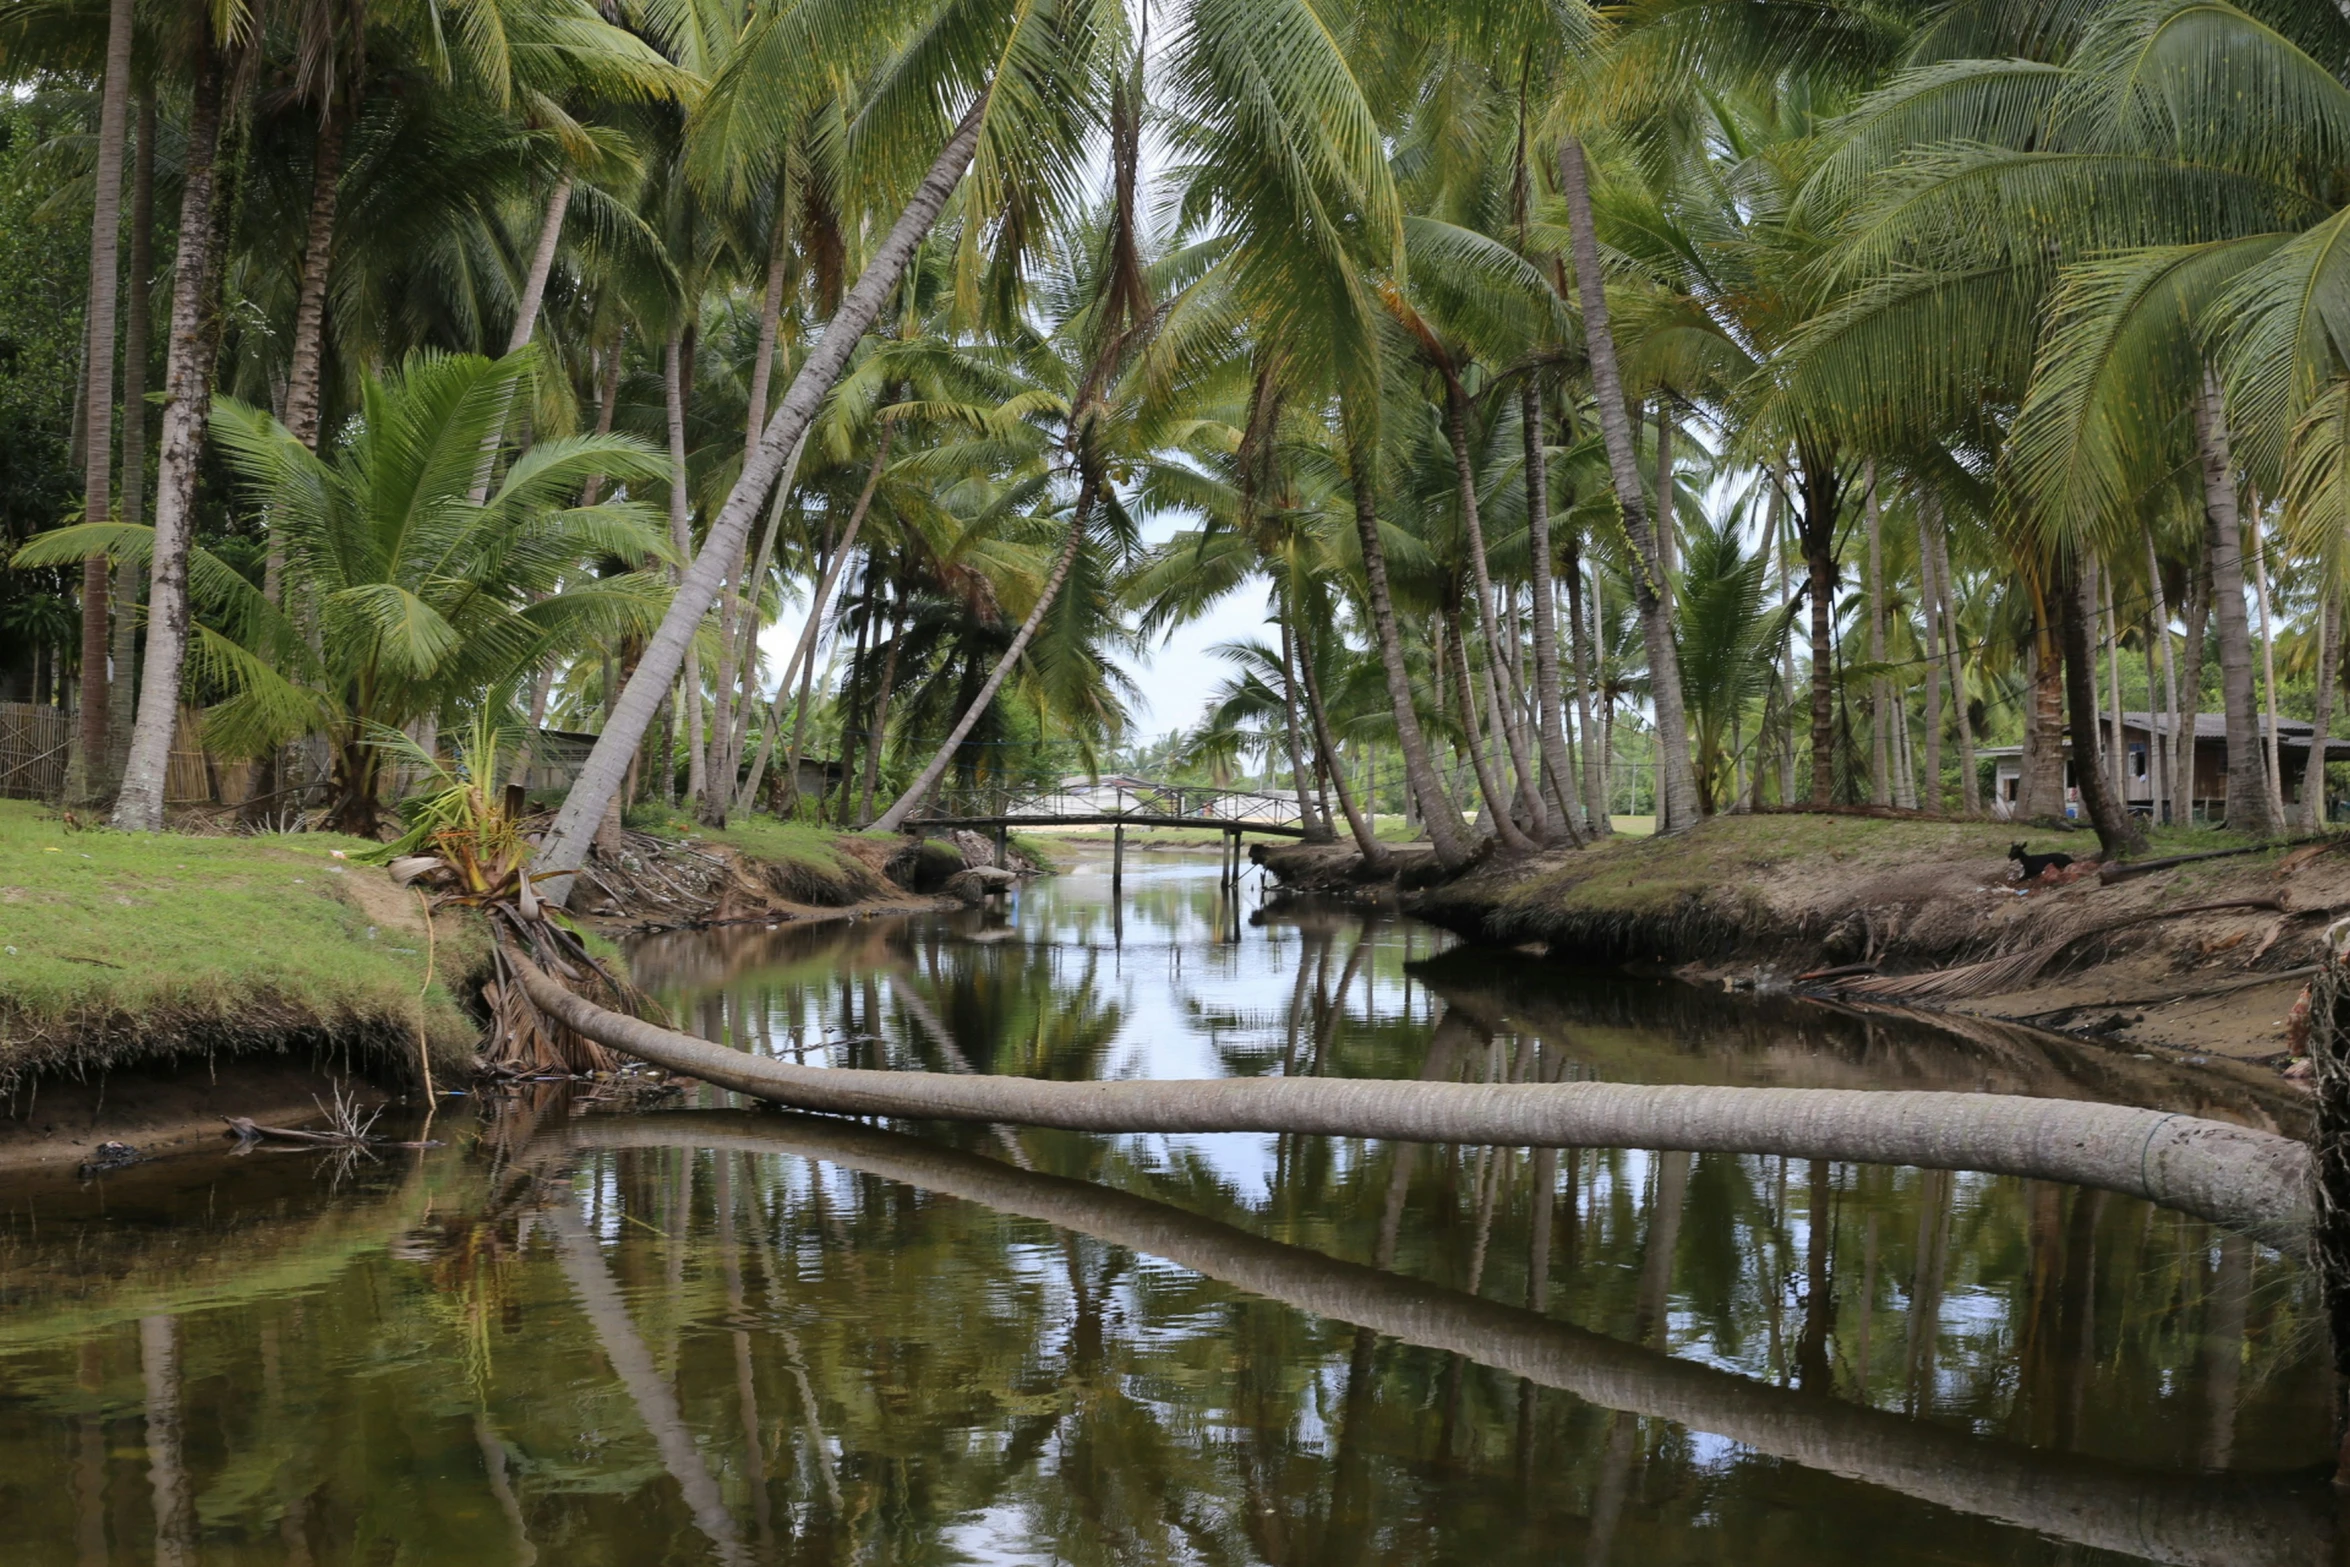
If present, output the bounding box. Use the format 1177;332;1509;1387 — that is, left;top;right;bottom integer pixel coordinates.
1985;711;2350;823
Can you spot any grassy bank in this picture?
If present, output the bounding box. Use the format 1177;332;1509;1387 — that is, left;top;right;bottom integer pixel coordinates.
0;800;484;1088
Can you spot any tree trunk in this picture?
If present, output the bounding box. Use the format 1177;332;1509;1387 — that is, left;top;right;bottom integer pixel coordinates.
1566;543;1609;834
2061;567;2147;858
736;428;890;815
2302;595;2336;830
1449;609;1536;850
857;600;901;825
725;428;811;775
66;0;136;806
276;107;346;456
464;171;574;507
537;101;988;890
1295;633;1384;867
1865;464;1890;807
1560;141;1699;832
1804;522;1837;806
1335;420;1471;869
2021;611;2065;818
2146;532;2178;826
524;976;2309;1240
1278;611;1334;841
1521;381;1581;845
2192;374;2280;835
2102;564;2126;807
2179;544;2210;821
1926;499;1977;815
1443;385;1546;844
113;43;227;833
663;329;708;814
2250;506;2288;825
108;93;155;783
1919;499;1944;815
871;470;1099;834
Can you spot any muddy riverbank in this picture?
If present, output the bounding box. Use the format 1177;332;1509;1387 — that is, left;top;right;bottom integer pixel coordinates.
1260;814;2350;1067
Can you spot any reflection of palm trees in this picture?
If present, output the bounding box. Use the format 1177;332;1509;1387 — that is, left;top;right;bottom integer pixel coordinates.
559;1112;2328;1567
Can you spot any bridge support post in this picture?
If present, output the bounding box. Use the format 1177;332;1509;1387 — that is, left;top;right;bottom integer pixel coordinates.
995;823;1009;870
1112;824;1124;889
1219;829;1233;890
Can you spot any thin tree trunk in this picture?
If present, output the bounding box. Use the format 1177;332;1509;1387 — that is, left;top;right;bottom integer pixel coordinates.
2103;564;2126;809
2302;595;2336;830
1777;479;1799;805
509;173;571;358
663;329;708;814
1294;631;1383;866
725;429;811;773
538;100;988;889
113;42;227;833
1521;380;1581;845
737;428;890;814
2250;505;2288;824
857;600;901;825
1561;141;1698;832
108;92;155;782
1865;464;1889;807
2179;544;2210;822
1567;542;1609;834
1443;384;1545;844
1449;611;1535;849
2061;567;2146;858
2147;532;2178;826
1279;610;1334;841
2192;374;2280;835
872;470;1101;833
1919;500;1944;814
1927;500;1977;814
1334;410;1470;866
1804;518;1837;806
67;0;136;805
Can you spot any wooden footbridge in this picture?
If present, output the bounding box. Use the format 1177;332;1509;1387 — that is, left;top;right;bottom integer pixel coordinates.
905;778;1310;884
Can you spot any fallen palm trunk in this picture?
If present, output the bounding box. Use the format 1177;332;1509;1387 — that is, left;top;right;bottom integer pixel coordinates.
509;958;2310;1240
557;1112;2327;1567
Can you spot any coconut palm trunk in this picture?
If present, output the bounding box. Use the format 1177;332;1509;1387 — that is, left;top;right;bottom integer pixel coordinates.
113;45;228;833
1448;609;1536;850
1919;503;1944;814
1277;613;1334;842
1560;141;1699;832
2191;374;2280;835
522;976;2309;1239
2061;567;2146;858
1292;610;1386;868
2178;547;2209;821
1928;503;1977;815
736;427;890;814
2302;596;2336;829
871;471;1099;834
1521;381;1581;843
538;102;987;890
1865;466;1890;807
1445;385;1546;844
662;329;708;813
1338;420;1472;869
464;172;574;506
1566;543;1609;832
2250;508;2288;824
65;0;136;806
108;93;156;781
856;602;901;824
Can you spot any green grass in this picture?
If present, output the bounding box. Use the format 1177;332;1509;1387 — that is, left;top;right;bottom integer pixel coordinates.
0;800;482;1074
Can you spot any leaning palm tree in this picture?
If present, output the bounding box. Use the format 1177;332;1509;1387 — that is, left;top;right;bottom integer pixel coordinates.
24;350;672;833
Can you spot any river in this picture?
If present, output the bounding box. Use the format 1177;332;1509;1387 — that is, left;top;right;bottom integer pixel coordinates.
0;848;2334;1563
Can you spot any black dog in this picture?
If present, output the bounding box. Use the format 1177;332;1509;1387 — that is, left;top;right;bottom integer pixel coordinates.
2008;843;2073;882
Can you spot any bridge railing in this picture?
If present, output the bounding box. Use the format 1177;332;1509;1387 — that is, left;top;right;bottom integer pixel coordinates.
910;780;1305;829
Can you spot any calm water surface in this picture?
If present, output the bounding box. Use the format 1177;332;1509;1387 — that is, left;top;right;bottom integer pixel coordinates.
0;849;2334;1564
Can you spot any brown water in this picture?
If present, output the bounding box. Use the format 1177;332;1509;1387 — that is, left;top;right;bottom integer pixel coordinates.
0;849;2333;1564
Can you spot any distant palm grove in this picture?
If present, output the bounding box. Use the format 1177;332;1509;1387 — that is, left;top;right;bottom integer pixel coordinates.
4;0;2348;870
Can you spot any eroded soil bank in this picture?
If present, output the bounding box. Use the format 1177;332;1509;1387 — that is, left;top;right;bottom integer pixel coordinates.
0;811;1030;1167
1260;814;2347;1068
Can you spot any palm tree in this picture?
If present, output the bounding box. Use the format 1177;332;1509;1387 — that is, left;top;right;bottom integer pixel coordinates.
31;350;671;832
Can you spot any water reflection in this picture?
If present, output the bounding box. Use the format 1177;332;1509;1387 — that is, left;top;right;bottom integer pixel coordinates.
0;851;2333;1564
